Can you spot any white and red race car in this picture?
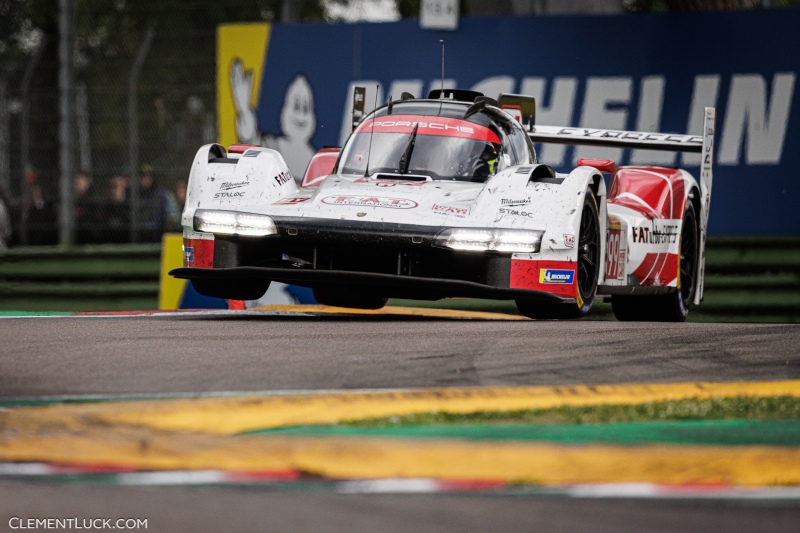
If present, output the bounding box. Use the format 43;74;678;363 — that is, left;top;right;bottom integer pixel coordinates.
171;89;715;321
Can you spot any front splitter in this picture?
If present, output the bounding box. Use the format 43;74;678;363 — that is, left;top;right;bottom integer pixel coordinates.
170;266;573;303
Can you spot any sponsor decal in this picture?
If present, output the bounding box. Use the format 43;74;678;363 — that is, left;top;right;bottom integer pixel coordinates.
370;119;474;134
510;259;576;298
354;115;501;144
499;207;533;219
501;197;530;206
214;191;246;199
219;181;248;190
432;204;470;216
539;269;575;284
321;195;418;209
632;225;678;244
273;197;310;204
183;246;194;263
516;166;533;174
564;234;575;248
554;127;702;145
353;178;427;188
274;171;292;186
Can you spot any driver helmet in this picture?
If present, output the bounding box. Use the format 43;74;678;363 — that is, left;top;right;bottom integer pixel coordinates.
482;143;499;174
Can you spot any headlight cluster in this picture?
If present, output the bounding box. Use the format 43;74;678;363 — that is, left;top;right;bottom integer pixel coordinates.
193;209;277;237
434;228;543;253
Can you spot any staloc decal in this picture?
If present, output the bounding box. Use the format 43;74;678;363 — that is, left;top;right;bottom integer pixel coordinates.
321;196;419;209
214;191;246;199
499;207;533;218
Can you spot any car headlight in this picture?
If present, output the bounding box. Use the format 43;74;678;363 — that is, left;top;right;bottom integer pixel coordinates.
434;228;543;253
193;209;277;237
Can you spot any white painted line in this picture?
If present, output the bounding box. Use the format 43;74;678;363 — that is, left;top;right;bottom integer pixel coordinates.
338;478;441;494
0;463;54;475
116;470;227;486
2;464;800;499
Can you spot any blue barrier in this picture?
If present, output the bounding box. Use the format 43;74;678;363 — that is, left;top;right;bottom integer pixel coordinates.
239;10;800;236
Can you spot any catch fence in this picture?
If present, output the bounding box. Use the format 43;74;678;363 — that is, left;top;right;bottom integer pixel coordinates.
0;8;221;246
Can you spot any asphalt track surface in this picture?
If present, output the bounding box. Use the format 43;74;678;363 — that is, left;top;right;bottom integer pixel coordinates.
1;316;799;397
1;314;799;532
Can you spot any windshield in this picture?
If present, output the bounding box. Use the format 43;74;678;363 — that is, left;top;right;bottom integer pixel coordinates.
340;115;503;182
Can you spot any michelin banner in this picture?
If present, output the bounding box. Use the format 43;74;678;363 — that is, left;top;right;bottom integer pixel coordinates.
218;9;799;236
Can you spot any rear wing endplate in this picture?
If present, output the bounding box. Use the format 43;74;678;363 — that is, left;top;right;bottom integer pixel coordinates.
529;109;716;305
696;107;716;305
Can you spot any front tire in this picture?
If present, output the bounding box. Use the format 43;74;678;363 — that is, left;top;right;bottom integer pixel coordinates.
516;190;600;319
611;201;699;322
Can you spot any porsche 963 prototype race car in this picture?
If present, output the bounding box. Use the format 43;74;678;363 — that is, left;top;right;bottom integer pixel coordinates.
170;89;715;321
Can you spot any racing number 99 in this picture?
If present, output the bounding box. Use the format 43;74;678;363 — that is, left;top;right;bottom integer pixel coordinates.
606;228;622;280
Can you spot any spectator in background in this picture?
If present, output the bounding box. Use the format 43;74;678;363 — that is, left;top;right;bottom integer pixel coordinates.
104;172;130;243
174;179;187;209
0;185;12;251
137;165;178;241
169;178;187;231
73;170;102;244
23;181;58;245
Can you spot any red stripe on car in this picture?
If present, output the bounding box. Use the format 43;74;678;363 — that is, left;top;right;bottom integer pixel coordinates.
354;115;501;144
183;238;214;268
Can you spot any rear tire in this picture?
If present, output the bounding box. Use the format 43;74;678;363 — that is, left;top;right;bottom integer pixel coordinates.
516;190;600;320
191;279;270;301
312;288;387;310
611;201;699;322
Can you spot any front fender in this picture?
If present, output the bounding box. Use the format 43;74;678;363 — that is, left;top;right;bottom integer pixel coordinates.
182;145;298;229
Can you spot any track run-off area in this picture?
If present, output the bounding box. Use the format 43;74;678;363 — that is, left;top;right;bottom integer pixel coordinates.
1;307;800;532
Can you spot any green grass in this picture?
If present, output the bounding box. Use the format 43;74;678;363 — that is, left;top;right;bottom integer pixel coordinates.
252;419;800;446
339;396;800;428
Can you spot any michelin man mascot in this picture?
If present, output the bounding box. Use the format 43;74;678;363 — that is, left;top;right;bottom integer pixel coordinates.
230;59;317;183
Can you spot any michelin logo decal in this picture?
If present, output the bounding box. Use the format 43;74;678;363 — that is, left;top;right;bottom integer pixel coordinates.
540;269;575;284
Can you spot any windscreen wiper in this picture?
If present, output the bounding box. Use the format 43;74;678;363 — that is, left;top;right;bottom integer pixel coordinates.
398;123;419;175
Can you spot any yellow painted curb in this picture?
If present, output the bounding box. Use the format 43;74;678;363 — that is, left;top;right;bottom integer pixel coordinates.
3;381;800;486
2;380;799;436
1;430;799;486
250;304;528;320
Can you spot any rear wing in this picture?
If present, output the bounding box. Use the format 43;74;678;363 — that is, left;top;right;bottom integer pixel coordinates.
529;108;716;305
528;125;705;153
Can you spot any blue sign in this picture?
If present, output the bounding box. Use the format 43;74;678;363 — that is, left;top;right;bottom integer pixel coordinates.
247;10;800;236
